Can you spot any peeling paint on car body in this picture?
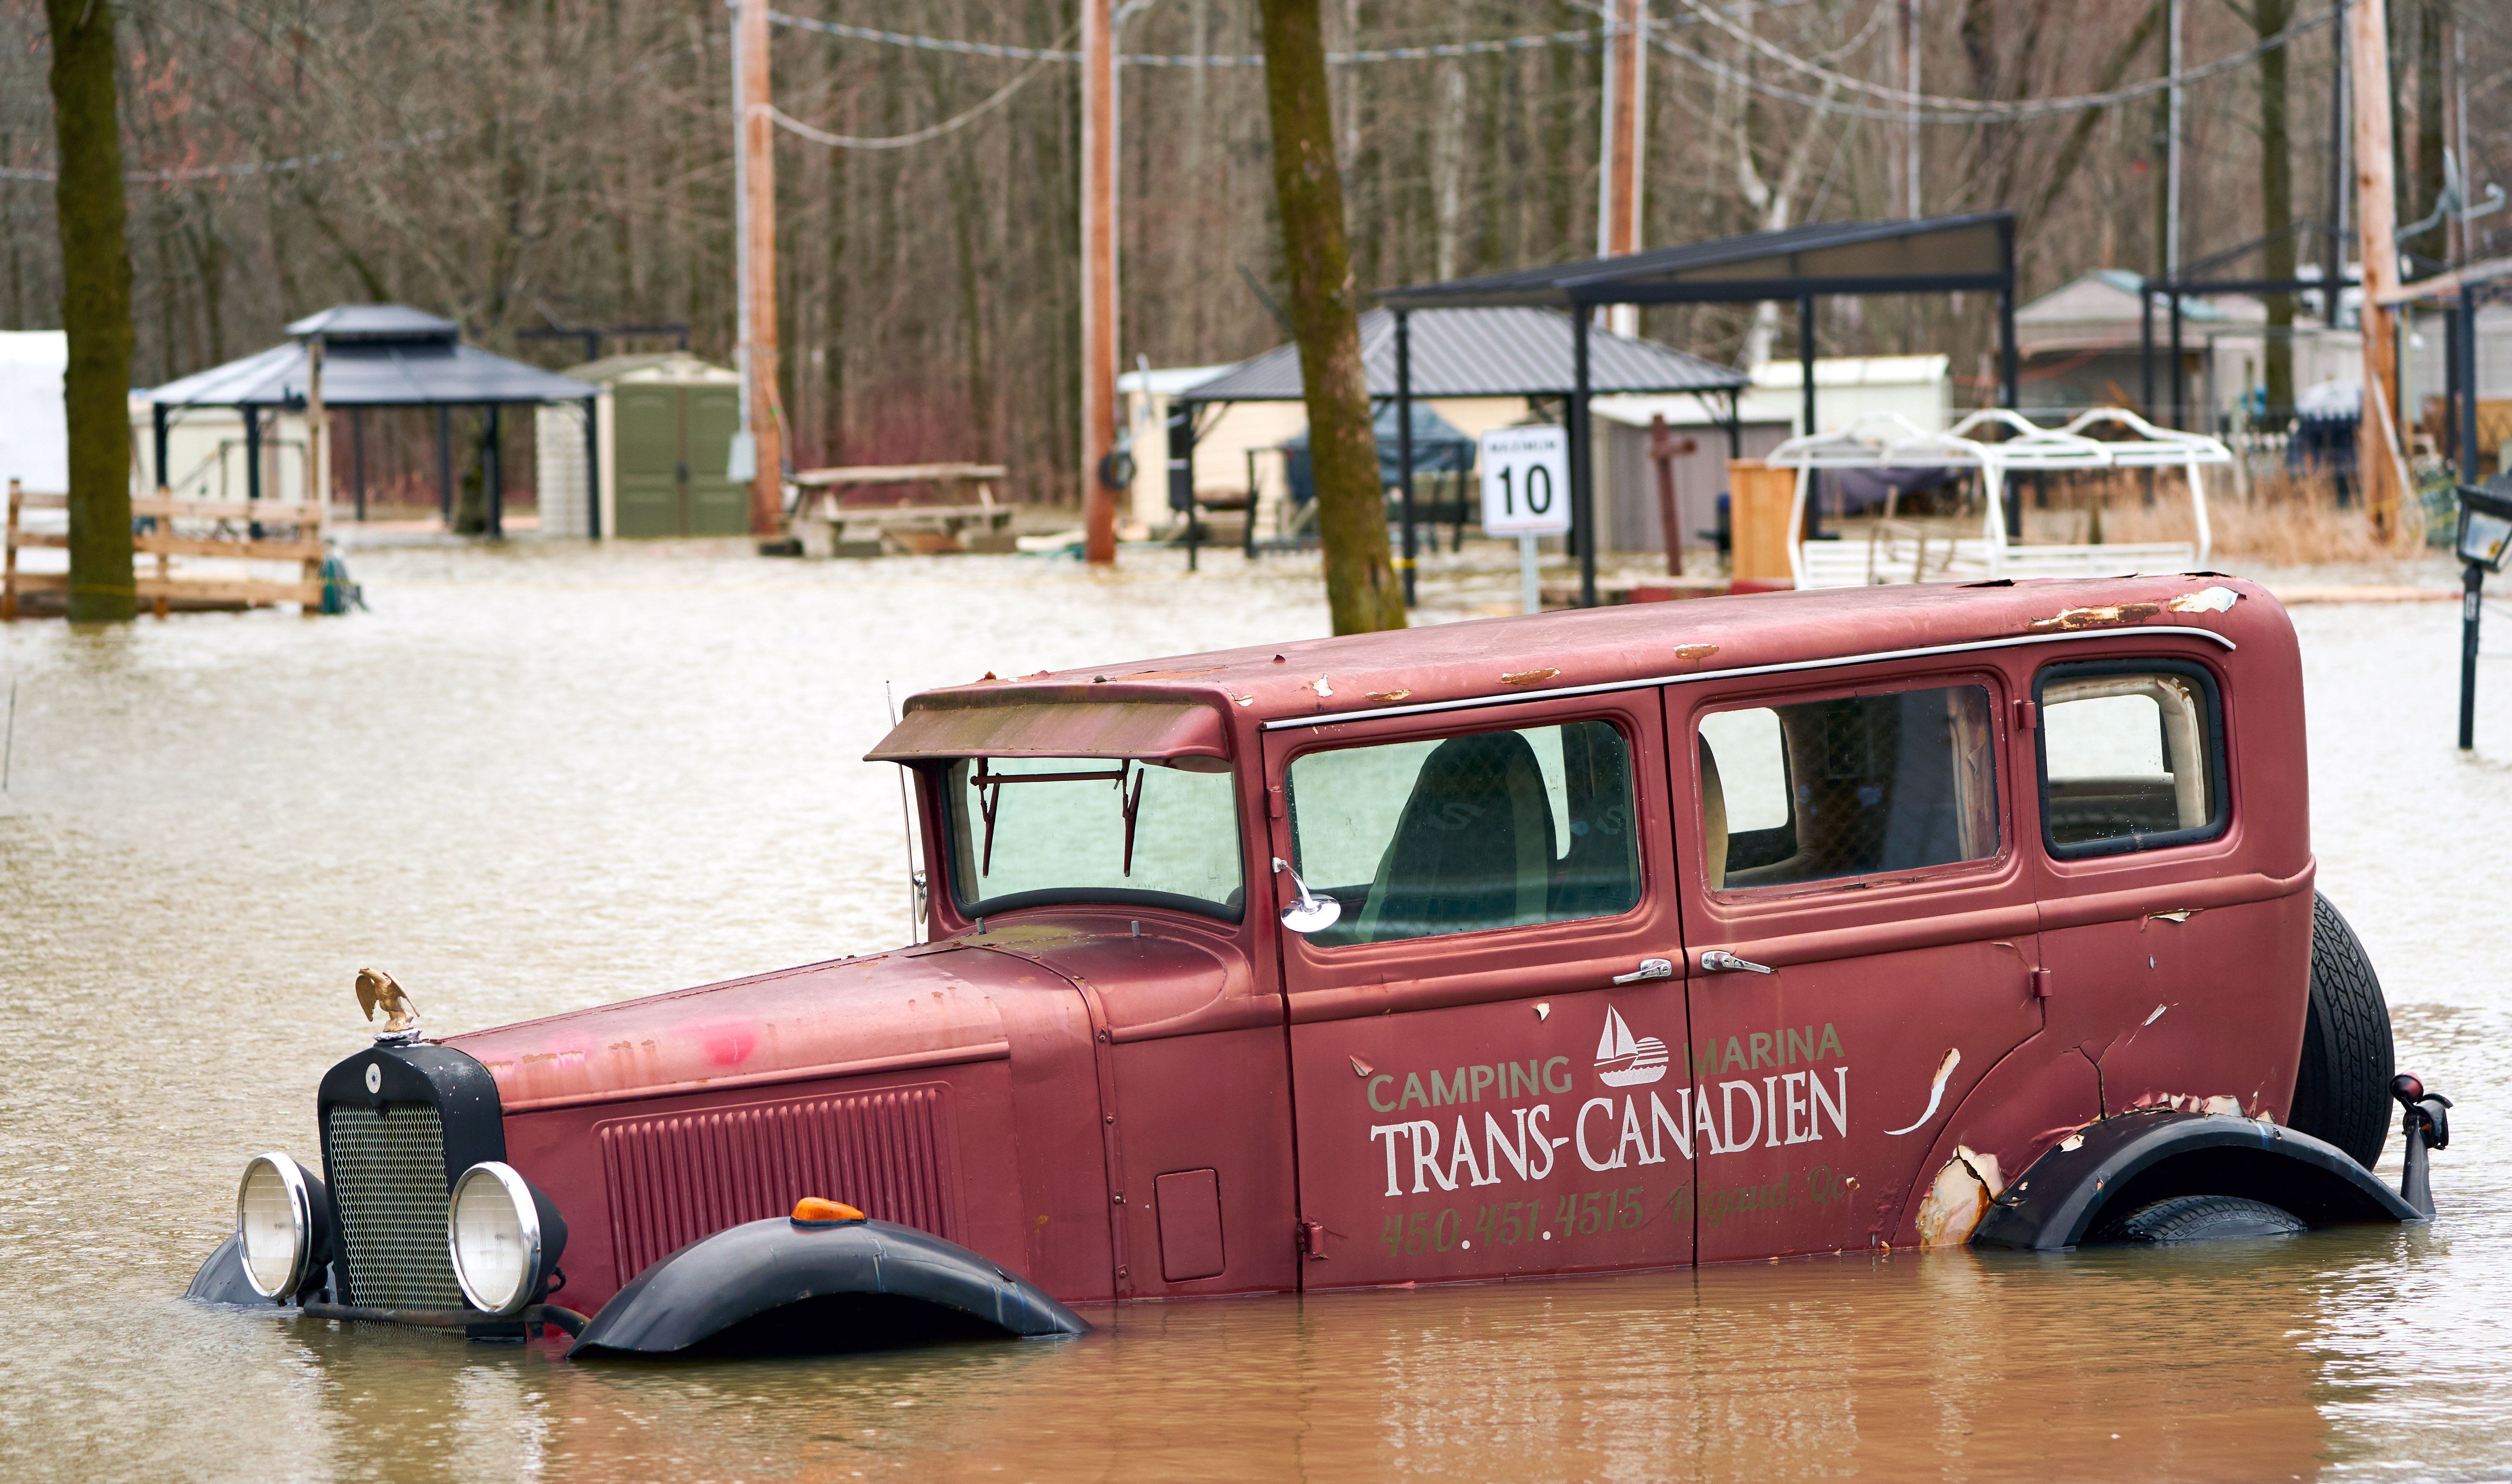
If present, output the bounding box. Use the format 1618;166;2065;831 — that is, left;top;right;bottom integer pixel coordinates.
1916;1147;2005;1246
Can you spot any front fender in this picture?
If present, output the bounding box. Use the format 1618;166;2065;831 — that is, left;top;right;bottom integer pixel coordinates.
1972;1108;2418;1250
568;1217;1088;1358
185;1235;271;1307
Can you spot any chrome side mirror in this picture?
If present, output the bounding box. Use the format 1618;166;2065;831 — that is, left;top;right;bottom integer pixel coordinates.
1271;856;1342;935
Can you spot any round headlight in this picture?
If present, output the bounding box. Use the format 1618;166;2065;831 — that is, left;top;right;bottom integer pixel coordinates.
235;1152;316;1299
449;1162;544;1316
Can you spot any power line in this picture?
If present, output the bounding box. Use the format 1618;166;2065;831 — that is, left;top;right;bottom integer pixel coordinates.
761;9;1593;65
769;28;1073;149
1658;0;2337;123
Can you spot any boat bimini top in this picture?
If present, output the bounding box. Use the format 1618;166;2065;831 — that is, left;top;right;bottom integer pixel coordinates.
1764;407;2234;589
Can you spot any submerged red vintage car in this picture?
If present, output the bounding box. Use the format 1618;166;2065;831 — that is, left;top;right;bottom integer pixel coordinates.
195;573;2450;1353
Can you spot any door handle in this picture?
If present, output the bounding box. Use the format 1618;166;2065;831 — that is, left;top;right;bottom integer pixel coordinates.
1611;957;1673;985
1700;950;1775;976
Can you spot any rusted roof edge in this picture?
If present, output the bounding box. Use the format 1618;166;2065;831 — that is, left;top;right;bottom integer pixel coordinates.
867;696;1232;762
1257;625;2238;732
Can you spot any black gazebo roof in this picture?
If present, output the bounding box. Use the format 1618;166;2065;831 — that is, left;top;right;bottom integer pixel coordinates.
149;304;596;409
1379;212;2014;310
1183;306;1747;404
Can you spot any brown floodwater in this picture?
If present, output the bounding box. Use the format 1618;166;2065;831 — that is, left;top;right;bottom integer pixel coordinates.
4;541;2510;1483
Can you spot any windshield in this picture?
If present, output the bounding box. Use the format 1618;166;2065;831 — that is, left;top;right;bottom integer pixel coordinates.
943;755;1245;920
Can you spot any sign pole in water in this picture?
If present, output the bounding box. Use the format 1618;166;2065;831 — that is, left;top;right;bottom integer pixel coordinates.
1480;425;1572;617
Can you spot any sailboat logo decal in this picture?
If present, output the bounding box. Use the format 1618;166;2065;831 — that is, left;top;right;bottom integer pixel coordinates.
1594;1006;1670;1087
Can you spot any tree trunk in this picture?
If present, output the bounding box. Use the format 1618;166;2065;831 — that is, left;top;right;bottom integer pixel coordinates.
2256;0;2296;424
45;0;135;623
1258;0;1404;634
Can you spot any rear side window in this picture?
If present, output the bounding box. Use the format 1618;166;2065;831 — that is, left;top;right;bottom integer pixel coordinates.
1285;718;1640;946
1696;684;2000;892
2034;660;2228;856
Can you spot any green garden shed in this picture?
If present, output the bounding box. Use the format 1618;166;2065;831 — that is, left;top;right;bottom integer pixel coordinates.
536;352;745;538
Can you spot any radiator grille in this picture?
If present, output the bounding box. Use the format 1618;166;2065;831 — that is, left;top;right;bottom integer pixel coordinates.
599;1084;959;1285
324;1102;464;1309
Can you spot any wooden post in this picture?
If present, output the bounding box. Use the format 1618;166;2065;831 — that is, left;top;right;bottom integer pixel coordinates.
737;0;784;537
1080;0;1120;566
1596;0;1646;338
303;333;327;614
1648;416;1695;577
2349;0;2407;537
3;479;18;621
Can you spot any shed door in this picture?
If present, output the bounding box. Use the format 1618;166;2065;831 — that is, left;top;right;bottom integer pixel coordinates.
683;387;748;535
1264;692;1692;1288
1670;665;2044;1258
613;383;683;537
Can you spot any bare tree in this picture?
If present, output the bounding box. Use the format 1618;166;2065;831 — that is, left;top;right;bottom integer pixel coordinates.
44;0;133;622
0;0;2501;524
1258;0;1401;633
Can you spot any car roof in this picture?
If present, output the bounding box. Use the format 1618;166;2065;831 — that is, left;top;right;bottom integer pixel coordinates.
884;574;2277;757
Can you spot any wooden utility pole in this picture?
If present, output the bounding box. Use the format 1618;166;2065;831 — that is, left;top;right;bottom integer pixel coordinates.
44;0;135;622
736;0;784;536
1597;0;1647;337
1257;0;1404;634
1080;0;1120;565
2348;0;2407;535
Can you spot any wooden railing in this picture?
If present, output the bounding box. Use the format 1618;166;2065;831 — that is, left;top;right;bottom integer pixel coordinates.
3;479;329;619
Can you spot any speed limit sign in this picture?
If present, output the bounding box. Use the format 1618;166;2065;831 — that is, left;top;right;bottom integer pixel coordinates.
1478;425;1572;536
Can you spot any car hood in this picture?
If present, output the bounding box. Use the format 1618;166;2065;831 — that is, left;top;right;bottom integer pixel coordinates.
444;945;1069;1112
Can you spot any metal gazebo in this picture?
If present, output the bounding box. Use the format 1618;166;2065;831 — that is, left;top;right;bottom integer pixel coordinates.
146;305;601;538
1177;305;1749;602
1381;213;2021;606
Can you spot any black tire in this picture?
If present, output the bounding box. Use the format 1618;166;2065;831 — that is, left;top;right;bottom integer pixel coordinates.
2286;892;2396;1169
2094;1194;2307;1244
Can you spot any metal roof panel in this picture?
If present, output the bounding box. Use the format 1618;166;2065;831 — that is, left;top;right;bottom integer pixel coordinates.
1182;306;1746;403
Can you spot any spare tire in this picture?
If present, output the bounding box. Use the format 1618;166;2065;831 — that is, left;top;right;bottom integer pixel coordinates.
2094;1194;2307;1243
2286;892;2395;1169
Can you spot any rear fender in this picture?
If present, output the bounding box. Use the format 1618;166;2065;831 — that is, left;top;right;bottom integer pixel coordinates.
1972;1108;2417;1250
567;1217;1088;1358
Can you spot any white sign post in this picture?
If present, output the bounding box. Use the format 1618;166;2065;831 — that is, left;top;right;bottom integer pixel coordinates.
1479;425;1572;614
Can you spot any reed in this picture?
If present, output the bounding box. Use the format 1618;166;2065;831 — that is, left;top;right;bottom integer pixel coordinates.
2020;469;2406;567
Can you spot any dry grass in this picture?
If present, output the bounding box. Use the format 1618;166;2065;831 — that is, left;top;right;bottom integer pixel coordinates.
2021;469;2411;567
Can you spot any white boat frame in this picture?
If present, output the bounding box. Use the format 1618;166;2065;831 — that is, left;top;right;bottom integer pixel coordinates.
1765;407;2233;588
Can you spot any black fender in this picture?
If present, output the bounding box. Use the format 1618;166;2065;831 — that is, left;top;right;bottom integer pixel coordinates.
186;1234;274;1307
1973;1108;2420;1250
568;1217;1089;1358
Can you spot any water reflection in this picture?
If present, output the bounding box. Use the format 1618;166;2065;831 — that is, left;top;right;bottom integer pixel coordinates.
265;1242;2368;1482
4;549;2511;1481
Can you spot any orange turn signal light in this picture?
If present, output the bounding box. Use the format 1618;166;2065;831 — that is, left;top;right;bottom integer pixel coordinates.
792;1197;866;1222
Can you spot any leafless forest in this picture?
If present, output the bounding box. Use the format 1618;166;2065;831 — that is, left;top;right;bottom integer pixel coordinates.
3;0;2505;502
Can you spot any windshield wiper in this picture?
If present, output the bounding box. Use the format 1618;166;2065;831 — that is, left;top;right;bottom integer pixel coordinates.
970;759;1144;876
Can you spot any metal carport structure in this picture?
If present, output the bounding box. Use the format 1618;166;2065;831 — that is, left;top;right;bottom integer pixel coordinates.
146;305;601;538
1380;213;2019;606
1177;305;1749;603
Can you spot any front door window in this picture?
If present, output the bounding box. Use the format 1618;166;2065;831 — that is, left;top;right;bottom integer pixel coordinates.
1285;719;1641;944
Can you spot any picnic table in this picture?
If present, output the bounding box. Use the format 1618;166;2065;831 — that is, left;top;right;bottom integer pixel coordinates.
786;463;1014;556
